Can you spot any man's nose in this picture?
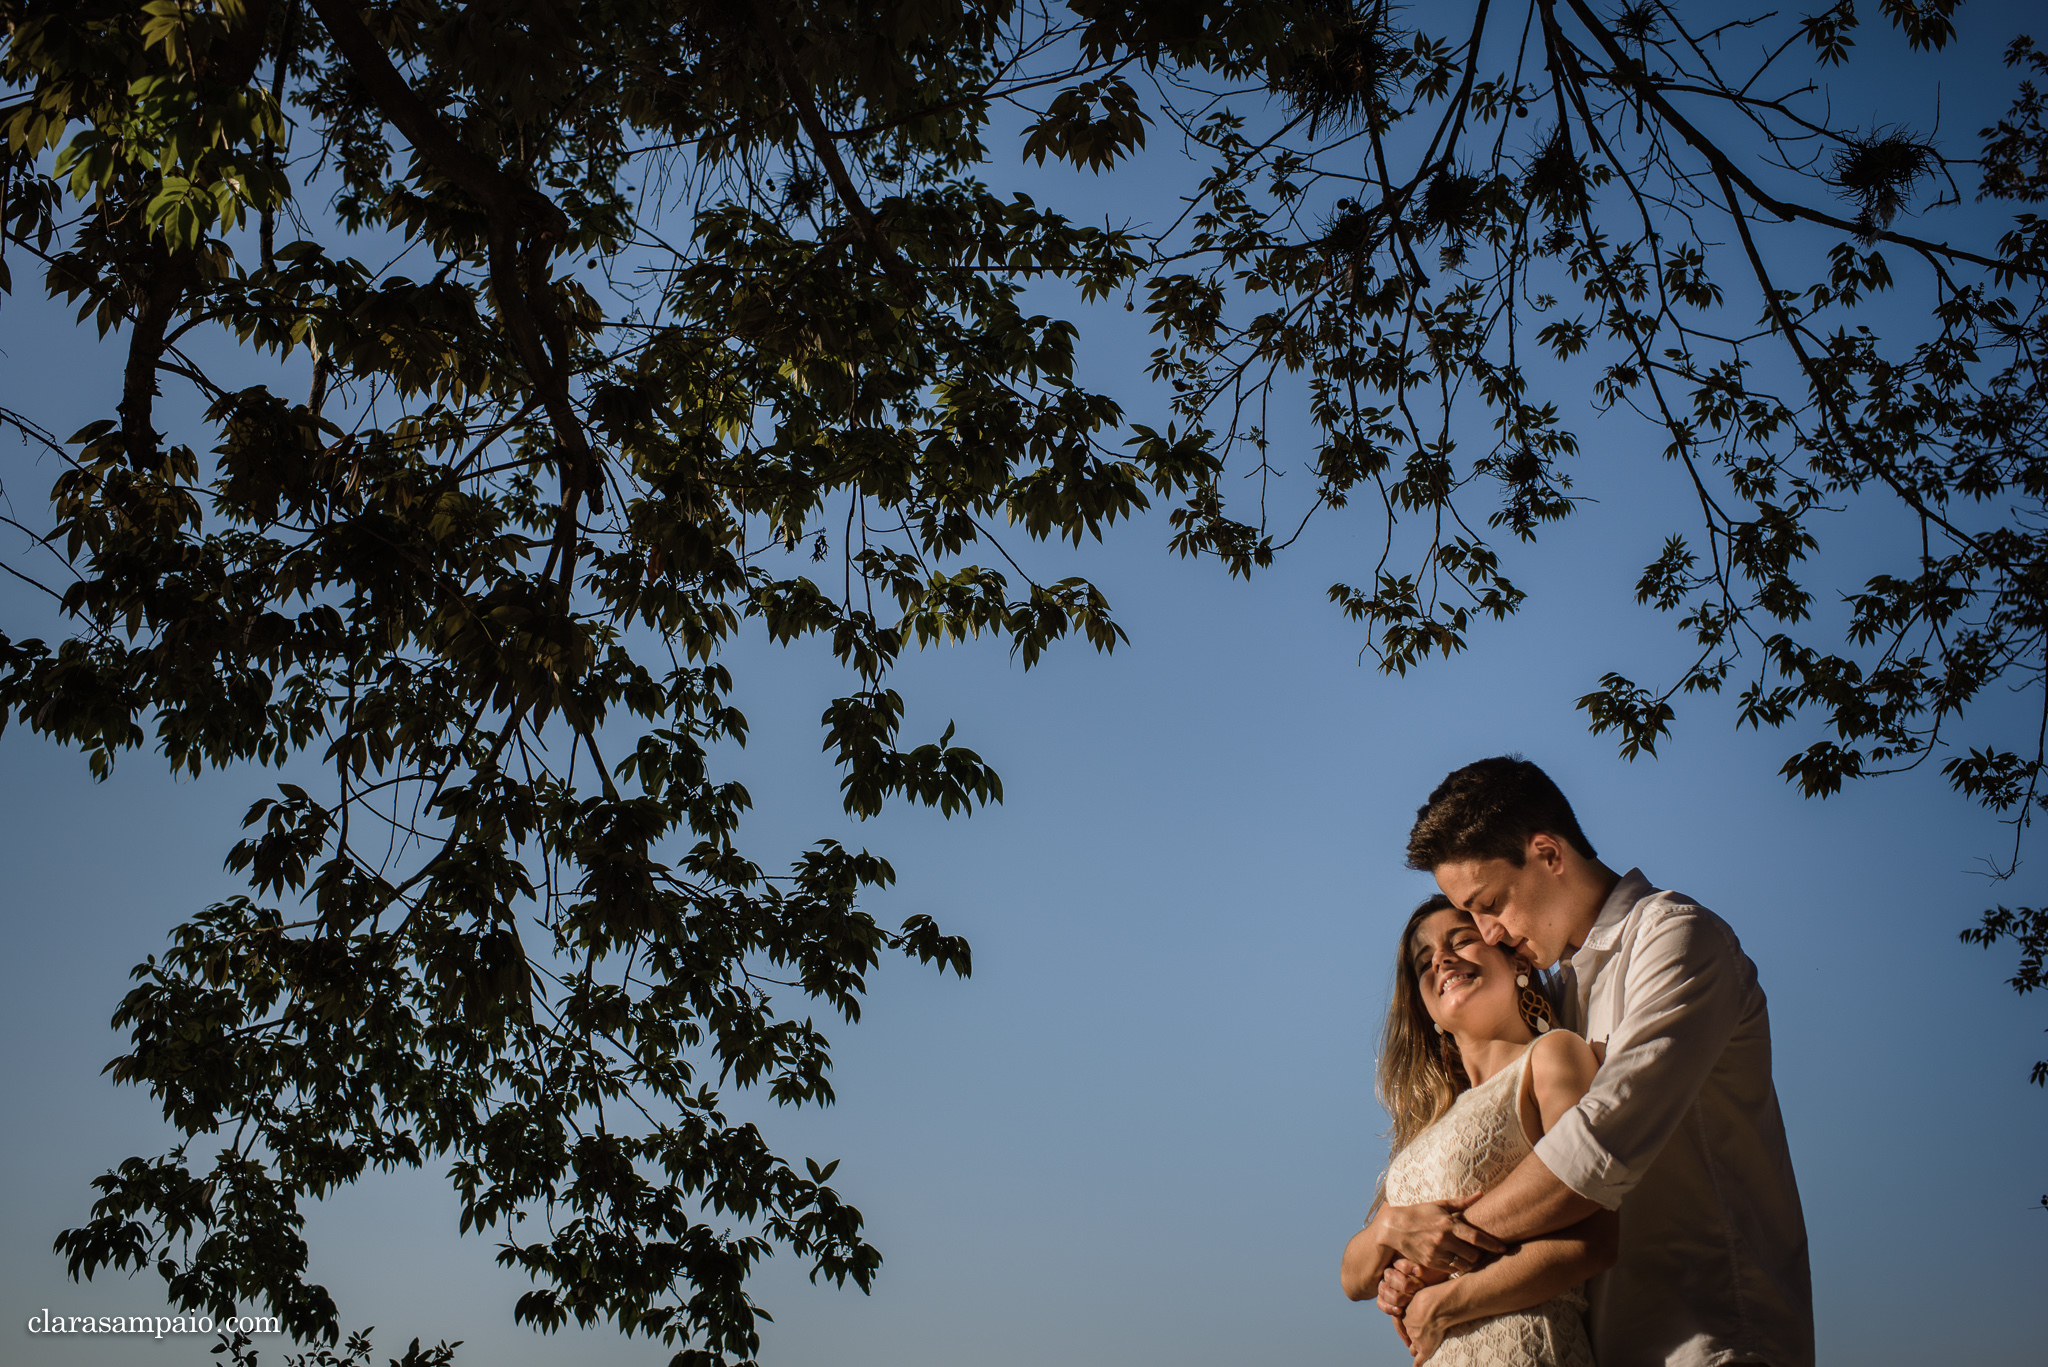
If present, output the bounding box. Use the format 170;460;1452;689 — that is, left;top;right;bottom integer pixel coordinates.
1471;913;1504;944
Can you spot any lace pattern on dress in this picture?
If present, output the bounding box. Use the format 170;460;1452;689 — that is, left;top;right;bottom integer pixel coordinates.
1381;1045;1594;1367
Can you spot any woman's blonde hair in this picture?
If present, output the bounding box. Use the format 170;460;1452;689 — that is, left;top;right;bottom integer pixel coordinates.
1378;895;1471;1168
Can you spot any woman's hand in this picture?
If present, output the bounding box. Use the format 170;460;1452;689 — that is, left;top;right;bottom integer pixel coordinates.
1403;1282;1456;1366
1376;1258;1447;1317
1376;1192;1508;1274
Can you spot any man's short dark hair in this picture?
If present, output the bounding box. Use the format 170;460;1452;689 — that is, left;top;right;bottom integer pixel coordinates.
1405;755;1597;871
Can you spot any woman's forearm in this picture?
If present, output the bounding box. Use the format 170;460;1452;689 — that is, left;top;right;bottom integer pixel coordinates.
1340;1211;1399;1301
1422;1212;1616;1328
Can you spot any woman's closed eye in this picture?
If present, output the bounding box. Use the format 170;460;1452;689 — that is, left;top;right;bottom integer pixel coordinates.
1416;931;1479;981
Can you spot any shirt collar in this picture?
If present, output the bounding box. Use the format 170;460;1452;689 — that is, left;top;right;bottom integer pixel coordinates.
1572;866;1653;960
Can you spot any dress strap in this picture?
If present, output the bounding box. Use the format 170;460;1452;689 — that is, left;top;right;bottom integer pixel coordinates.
1510;1038;1542;1146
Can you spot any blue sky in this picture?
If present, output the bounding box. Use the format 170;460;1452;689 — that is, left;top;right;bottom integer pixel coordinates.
3;6;2045;1365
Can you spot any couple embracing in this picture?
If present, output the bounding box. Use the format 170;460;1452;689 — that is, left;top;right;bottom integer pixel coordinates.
1342;757;1812;1367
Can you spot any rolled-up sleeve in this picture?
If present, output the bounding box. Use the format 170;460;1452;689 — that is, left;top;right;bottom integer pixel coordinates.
1534;907;1743;1210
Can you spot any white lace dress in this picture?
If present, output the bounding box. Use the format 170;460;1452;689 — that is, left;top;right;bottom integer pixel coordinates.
1381;1046;1594;1367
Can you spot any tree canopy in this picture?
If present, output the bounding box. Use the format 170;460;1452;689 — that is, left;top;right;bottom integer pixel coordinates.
1;0;2044;1360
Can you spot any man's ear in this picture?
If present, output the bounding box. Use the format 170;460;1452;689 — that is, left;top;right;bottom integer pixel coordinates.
1526;830;1568;873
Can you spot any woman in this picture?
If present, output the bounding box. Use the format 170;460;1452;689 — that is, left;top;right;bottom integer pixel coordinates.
1340;895;1617;1365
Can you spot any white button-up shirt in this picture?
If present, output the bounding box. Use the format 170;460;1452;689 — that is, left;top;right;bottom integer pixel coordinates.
1532;870;1813;1367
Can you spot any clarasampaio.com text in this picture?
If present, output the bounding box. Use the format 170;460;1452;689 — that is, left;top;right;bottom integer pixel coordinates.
26;1310;282;1338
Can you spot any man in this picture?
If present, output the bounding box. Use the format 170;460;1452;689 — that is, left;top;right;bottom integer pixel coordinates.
1376;756;1812;1367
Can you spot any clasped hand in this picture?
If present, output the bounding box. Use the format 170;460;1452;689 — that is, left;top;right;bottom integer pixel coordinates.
1375;1257;1445;1318
1395;1276;1454;1364
1372;1194;1508;1361
1376;1192;1508;1275
1378;1259;1457;1363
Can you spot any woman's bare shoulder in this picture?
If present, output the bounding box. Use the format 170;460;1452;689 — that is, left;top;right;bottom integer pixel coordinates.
1527;1029;1599;1095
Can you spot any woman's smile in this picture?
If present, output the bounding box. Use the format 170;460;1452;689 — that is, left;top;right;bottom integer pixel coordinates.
1436;964;1480;1000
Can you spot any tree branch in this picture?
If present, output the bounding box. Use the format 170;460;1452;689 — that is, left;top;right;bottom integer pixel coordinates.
1556;0;2043;281
744;0;912;291
302;0;587;464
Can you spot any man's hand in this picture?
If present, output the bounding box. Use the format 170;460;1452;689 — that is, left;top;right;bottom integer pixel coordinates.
1403;1282;1455;1365
1374;1191;1510;1273
1376;1258;1446;1318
